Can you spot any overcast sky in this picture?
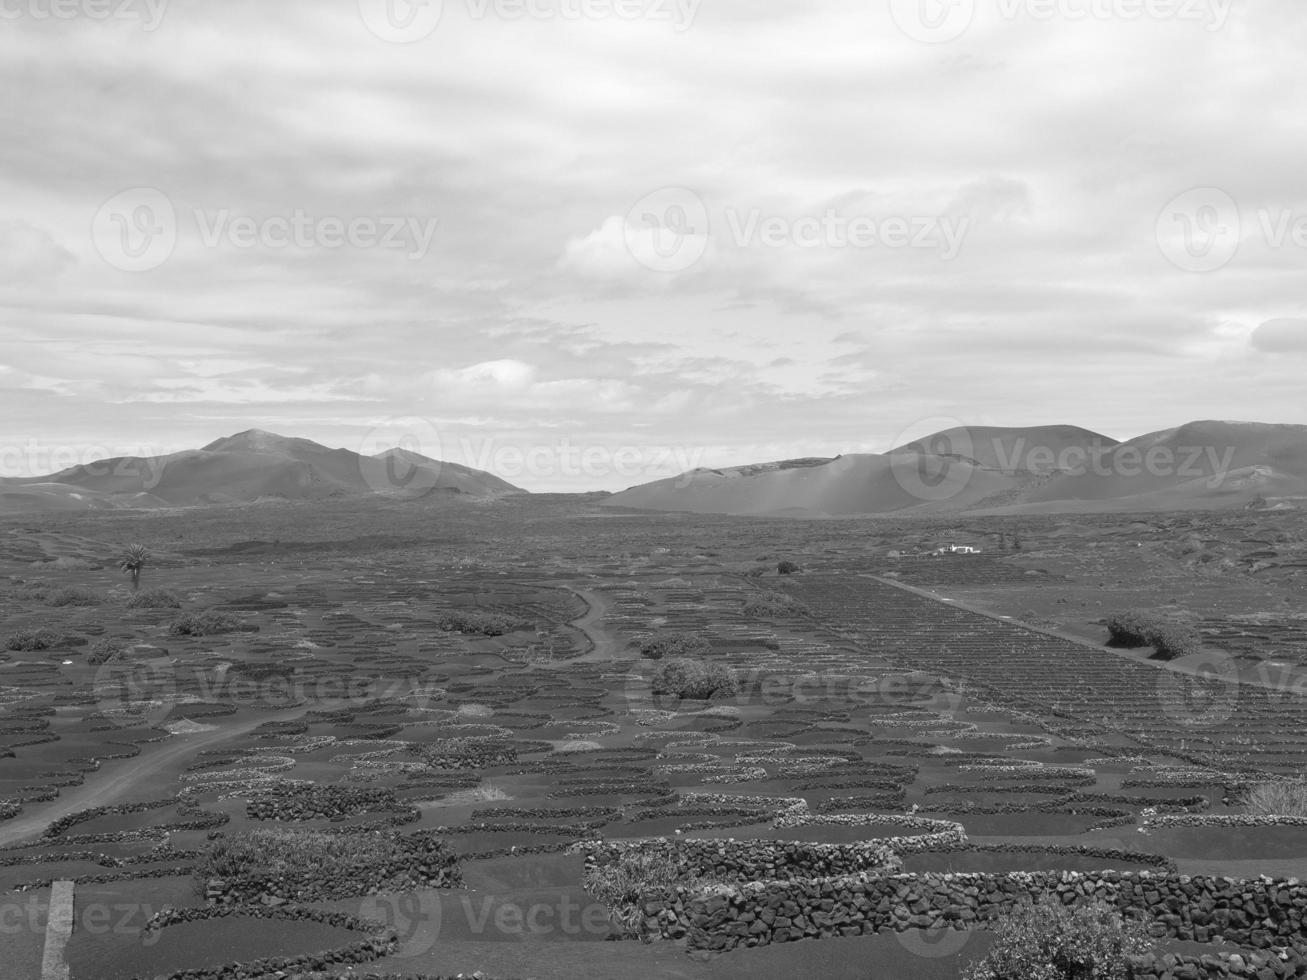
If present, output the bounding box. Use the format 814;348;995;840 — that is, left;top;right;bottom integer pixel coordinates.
1;0;1304;491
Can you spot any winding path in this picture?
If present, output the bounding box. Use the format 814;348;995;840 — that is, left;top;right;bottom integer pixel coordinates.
562;588;625;663
0;707;308;847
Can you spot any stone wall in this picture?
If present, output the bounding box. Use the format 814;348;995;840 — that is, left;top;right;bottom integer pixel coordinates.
634;869;1307;964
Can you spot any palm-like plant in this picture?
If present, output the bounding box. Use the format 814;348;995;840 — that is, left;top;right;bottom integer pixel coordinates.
118;544;150;591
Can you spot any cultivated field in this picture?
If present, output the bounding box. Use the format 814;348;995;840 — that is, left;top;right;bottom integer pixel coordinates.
1;495;1305;979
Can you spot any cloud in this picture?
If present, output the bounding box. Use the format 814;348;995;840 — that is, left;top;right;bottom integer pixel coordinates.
1250;318;1307;353
0;221;75;282
0;0;1304;489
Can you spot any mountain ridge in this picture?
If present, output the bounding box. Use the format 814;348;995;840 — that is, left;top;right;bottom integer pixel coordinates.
604;420;1307;517
0;429;525;513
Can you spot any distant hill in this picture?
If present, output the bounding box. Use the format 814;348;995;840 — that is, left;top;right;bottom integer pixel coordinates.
889;424;1119;473
0;429;524;513
606;421;1307;517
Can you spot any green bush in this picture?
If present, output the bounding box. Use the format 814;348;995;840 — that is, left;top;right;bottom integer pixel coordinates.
127;589;182;609
652;658;737;700
169;610;242;636
962;897;1154;980
776;560;801;575
6;628;68;651
741;590;811;619
434;609;530;636
639;631;710;661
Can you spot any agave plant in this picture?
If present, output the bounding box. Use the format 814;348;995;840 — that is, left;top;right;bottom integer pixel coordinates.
118;544;150;591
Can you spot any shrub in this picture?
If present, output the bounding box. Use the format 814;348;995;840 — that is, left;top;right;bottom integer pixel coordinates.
87;638;126;665
48;557;92;571
169;610;242;636
741;590;811;619
1105;611;1203;660
45;587;102;607
127;589;182;609
582;848;728;938
652;658;737;701
6;628;67;651
1242;777;1307;817
193;828;460;901
639;631;710;661
1105;611;1154;648
776;560;801;575
434;609;529;636
962;897;1154;980
1146;623;1203;661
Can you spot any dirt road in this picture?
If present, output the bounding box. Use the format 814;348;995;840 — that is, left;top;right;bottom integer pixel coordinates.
0;707;307;847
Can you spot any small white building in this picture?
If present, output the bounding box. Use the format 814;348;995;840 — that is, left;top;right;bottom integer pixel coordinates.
935;544;981;555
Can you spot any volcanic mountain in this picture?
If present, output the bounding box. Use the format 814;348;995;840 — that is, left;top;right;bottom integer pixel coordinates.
0;429;524;512
604;421;1307;517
